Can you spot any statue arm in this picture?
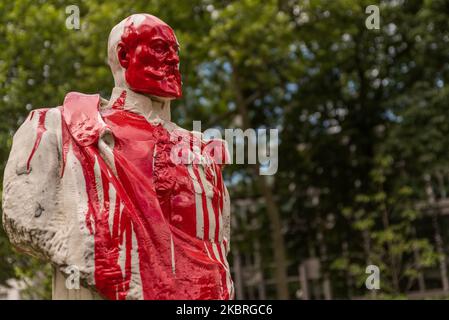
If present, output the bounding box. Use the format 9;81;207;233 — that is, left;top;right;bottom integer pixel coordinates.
2;108;64;261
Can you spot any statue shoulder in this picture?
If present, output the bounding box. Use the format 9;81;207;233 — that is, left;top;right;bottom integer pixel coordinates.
60;91;106;146
166;124;230;165
14;107;61;146
202;136;230;166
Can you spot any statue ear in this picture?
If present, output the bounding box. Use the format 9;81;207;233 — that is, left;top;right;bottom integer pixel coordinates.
117;42;130;69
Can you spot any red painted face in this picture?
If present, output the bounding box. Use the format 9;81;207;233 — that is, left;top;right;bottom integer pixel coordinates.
118;16;182;98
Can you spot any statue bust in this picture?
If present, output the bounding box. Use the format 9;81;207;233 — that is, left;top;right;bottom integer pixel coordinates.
2;13;233;300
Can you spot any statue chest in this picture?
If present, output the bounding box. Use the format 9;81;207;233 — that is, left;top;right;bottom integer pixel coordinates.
101;110;226;242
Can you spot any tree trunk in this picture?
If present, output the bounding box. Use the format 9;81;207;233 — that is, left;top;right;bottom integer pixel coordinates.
317;219;332;299
425;175;449;293
230;68;289;299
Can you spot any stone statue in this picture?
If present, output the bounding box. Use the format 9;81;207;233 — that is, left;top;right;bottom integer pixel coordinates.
2;14;233;300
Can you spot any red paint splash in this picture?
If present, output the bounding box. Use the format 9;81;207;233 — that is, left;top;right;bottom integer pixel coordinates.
112;90;127;110
26;109;49;172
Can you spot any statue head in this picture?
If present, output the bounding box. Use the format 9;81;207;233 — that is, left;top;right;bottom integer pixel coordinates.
108;14;182;99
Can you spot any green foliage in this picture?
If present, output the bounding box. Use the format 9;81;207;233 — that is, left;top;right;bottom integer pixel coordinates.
336;155;438;296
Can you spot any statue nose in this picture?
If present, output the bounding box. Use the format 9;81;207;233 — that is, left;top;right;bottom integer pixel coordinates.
166;48;179;65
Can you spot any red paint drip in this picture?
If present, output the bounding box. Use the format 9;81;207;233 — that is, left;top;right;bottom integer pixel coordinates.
59;107;71;178
26;109;49;172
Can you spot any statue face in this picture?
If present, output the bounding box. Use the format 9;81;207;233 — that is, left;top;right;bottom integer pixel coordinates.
118;16;182;98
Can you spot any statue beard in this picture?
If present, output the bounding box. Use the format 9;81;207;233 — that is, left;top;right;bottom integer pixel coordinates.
125;64;182;98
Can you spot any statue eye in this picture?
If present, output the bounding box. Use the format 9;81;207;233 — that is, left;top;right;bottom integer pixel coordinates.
151;40;169;54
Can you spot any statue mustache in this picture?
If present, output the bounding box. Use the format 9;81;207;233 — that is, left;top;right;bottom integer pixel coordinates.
143;65;179;80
